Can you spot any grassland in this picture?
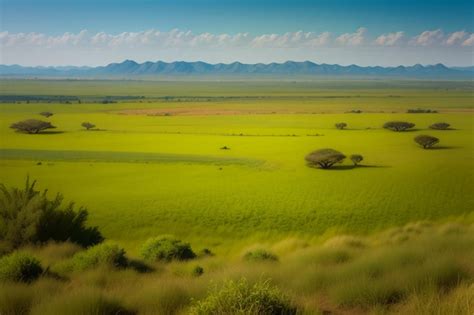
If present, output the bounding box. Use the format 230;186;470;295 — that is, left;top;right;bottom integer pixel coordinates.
1;79;473;253
0;79;473;314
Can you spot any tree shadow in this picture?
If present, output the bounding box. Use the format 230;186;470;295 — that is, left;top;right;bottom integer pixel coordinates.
427;146;459;150
37;131;65;135
307;164;390;171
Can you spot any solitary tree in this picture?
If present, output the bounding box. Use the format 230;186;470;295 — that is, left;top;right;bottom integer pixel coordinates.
414;135;439;149
350;154;363;166
81;122;96;130
383;121;415;132
335;122;347;130
305;149;346;169
10;119;55;134
39;111;53;118
429;122;450;130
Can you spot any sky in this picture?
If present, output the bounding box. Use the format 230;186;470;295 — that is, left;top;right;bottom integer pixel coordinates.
1;0;473;66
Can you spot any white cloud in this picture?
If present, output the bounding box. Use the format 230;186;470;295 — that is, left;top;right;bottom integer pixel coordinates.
445;31;467;46
374;31;404;46
462;34;474;46
411;29;443;46
335;27;366;46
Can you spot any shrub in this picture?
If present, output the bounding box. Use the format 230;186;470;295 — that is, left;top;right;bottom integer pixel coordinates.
10;119;56;134
0;178;103;251
198;248;214;257
430;122;451;130
192;265;204;277
0;252;43;283
305;148;346;169
383;121;415;131
243;249;279;262
140;236;196;262
414;135;439;149
189;279;297;315
407;108;438;113
81;122;96;130
335;122;347;130
350;154;363;166
69;243;127;271
39;111;53;118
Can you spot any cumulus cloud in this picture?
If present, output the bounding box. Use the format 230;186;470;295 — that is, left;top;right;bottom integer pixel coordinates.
410;29;443;46
335;27;366;46
251;31;330;48
374;31;404;46
461;33;474;46
445;31;467;46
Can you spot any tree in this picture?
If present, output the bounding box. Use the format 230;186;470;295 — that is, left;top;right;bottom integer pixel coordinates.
335;122;347;130
414;135;439;149
430;122;450;130
0;178;103;252
39;111;53;118
305;148;346;169
350;154;363;166
10;119;55;134
81;122;96;130
383;121;415;131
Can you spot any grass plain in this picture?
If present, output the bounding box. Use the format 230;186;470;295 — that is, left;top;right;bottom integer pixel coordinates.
0;79;473;314
0;79;473;253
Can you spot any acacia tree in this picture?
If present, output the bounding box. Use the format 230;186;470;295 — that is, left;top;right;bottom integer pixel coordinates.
429;122;450;130
383;121;415;131
414;135;439;149
39;111;53;118
305;149;346;169
335;122;347;130
81;122;96;130
10;119;55;134
350;154;363;166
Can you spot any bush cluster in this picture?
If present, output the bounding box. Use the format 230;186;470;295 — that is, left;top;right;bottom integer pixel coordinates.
0;252;43;283
243;249;279;262
140;236;196;262
0;178;103;252
68;243;127;271
190;279;298;315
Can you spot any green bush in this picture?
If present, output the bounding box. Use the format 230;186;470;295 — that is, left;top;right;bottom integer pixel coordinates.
0;178;103;252
0;252;43;283
69;243;127;271
140;236;196;262
189;279;298;315
243;249;279;262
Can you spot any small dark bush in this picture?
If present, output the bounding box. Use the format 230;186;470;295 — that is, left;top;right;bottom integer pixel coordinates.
335;122;347;130
305;148;346;169
192;265;204;277
81;122;96;130
198;248;214;257
140;236;196;262
190;279;298;315
39;111;53;118
10;119;55;134
383;121;415;132
414;135;439;149
69;243;127;271
350;154;363;166
407;108;438;113
243;249;279;262
430;122;450;130
0;252;43;283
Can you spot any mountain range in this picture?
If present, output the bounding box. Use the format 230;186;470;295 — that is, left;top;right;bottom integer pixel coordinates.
1;60;472;79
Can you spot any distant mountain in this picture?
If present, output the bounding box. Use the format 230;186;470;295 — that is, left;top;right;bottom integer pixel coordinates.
0;60;472;79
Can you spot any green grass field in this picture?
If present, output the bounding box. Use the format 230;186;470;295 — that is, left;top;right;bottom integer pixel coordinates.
1;79;473;253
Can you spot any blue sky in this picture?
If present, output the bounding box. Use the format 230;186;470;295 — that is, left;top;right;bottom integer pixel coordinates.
1;0;473;66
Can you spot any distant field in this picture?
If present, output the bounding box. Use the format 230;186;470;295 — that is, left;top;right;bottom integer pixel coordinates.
0;79;473;253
